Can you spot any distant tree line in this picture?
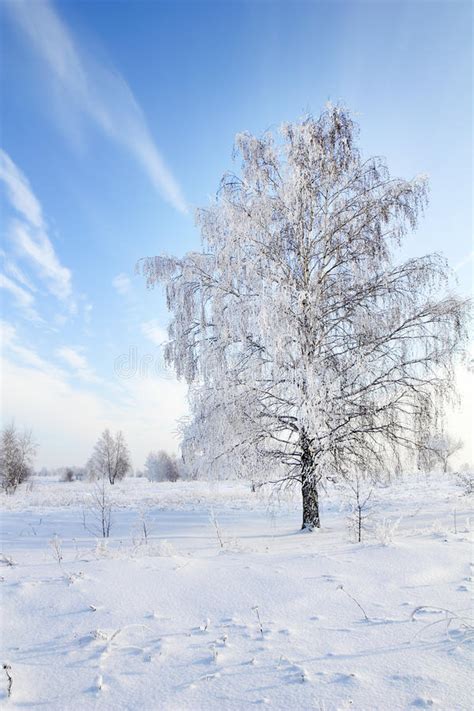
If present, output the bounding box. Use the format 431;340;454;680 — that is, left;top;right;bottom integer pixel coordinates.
0;423;190;492
1;420;466;496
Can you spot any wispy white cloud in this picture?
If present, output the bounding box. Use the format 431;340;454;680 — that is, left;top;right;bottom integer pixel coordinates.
141;319;168;346
0;273;41;322
6;0;188;214
0;150;43;228
0;319;50;369
83;302;93;324
56;345;88;371
0;149;73;303
56;345;100;383
1;251;37;293
9;219;72;301
112;273;132;295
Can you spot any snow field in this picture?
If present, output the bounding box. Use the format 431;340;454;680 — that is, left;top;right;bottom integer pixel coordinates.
0;475;472;710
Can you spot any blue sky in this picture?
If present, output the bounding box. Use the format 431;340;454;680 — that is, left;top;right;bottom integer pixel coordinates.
0;0;472;469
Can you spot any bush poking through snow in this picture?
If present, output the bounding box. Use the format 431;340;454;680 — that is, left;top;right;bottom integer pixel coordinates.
342;475;373;543
0;553;16;568
210;508;225;549
200;618;211;632
49;534;63;565
139;508;150;544
130;507;153;550
337;585;370;622
372;517;402;546
252;606;264;640
133;539;177;558
2;663;12;698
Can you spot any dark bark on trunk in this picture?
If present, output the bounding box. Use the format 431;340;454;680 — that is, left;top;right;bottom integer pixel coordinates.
302;473;320;530
300;431;320;530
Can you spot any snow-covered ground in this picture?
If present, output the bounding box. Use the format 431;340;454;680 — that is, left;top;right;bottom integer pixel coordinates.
0;475;472;710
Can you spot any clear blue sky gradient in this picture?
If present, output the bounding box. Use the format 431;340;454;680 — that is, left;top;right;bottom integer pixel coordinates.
0;0;472;467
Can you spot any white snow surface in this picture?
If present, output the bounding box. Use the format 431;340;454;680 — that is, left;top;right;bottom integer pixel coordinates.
0;475;472;710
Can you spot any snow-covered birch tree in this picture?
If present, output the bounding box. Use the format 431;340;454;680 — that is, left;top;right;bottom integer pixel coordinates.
88;429;131;485
0;423;37;494
139;106;469;530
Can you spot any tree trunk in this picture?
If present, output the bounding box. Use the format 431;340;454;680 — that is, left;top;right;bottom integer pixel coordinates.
300;431;320;530
302;473;320;530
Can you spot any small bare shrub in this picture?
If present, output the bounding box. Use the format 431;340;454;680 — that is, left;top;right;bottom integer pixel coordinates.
342;474;373;543
49;535;63;565
210;508;224;549
2;663;12;698
252;605;264;639
132;507;152;549
337;584;370;622
373;517;402;545
83;479;113;538
0;553;16;568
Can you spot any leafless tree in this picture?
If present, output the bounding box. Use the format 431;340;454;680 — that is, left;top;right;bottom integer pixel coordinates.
83;478;113;538
438;435;462;474
88;429;131;484
144;450;180;482
418;433;464;473
139;106;470;530
62;467;75;482
0;423;37;494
